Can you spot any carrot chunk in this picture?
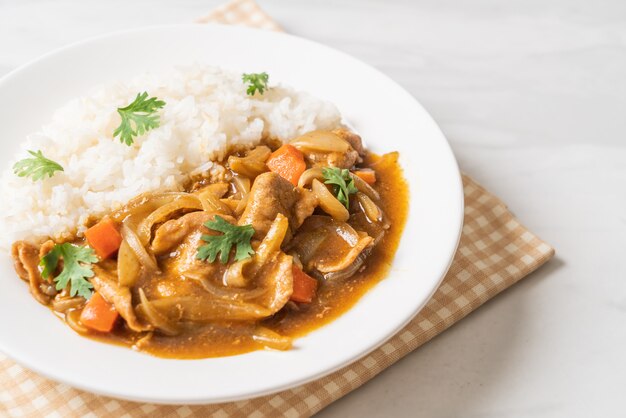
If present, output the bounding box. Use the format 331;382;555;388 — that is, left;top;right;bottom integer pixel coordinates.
291;265;318;303
80;292;119;333
266;144;306;186
84;218;123;259
353;169;377;185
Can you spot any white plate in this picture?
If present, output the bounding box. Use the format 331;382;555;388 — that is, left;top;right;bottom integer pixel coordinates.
0;24;463;404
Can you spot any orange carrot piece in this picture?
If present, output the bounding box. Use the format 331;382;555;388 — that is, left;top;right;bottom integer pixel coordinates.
266;144;306;186
353;169;377;185
80;292;119;333
291;265;318;303
84;218;123;259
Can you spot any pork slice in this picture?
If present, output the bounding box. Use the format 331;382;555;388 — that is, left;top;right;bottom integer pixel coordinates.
239;172;317;239
151;211;234;255
91;266;150;332
151;211;233;288
11;241;51;305
332;128;364;157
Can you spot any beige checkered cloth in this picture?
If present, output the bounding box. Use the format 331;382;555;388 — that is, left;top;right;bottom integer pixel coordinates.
0;1;555;417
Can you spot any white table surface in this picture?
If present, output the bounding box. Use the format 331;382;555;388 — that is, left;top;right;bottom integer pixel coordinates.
1;1;625;417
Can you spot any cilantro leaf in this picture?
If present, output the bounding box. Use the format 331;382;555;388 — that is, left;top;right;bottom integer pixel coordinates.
196;216;255;264
322;167;359;209
242;72;269;96
40;243;98;299
13;150;64;181
113;92;166;146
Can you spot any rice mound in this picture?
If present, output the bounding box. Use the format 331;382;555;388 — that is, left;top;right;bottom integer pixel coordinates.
0;65;341;248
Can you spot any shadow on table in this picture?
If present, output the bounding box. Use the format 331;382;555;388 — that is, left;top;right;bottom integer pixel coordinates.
316;257;565;418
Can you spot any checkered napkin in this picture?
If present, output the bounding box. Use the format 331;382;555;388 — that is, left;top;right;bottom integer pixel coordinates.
0;1;555;417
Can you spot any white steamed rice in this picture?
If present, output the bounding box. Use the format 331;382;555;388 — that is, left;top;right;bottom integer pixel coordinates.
0;65;341;248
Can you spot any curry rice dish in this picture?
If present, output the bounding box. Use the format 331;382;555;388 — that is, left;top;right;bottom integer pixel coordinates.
4;66;408;358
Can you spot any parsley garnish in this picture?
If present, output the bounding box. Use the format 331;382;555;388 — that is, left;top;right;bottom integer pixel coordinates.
322;167;358;209
13;150;63;181
196;216;255;264
40;243;98;299
113;92;166;146
242;72;269;96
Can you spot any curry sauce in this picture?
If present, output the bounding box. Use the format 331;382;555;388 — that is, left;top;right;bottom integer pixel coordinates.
85;152;409;358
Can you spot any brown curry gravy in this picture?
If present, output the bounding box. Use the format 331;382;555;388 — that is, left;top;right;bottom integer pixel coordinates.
82;152;409;358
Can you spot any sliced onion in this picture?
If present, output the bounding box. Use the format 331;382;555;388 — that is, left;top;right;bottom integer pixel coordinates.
334;224;361;247
289;216;374;274
234;194;249;216
351;173;380;201
65;309;88;334
132;331;154;350
203;183;230;198
312;179;349;222
323;251;369;281
255;213;289;264
190;275;268;300
291;253;304;270
294;215;361;244
297;167;324;188
117;239;142;287
147;296;272;321
231;175;250;200
228;146;271;178
109;192;188;222
40;282;57;296
121;222;159;273
287;230;327;265
220;198;241;213
197;190;232;215
223;257;252;288
350;211;388;245
290;130;350;153
226;214;291;304
252;326;292;351
356;192;383;222
136;195;203;244
137;289;180;336
52;297;85;313
316;233;373;273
